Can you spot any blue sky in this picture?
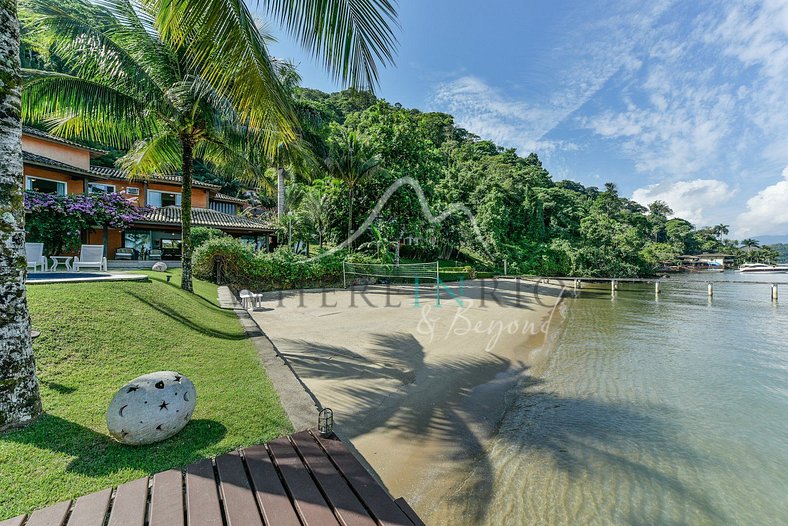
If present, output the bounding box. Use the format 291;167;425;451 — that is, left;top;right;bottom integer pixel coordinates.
265;0;788;238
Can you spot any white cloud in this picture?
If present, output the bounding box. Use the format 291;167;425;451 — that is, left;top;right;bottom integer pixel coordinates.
631;179;734;226
736;166;788;236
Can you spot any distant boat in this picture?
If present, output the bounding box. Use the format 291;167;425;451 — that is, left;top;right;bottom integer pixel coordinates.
737;263;788;274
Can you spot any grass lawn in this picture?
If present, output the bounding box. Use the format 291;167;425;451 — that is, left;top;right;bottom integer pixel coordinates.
0;270;292;519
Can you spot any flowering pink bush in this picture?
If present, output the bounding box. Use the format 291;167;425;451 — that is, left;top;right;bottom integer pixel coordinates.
25;191;152;254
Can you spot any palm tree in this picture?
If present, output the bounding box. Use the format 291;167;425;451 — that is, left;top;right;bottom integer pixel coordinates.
714;223;730;242
299;187;330;249
0;0;43;430
324;127;381;247
23;0;278;292
741;238;760;252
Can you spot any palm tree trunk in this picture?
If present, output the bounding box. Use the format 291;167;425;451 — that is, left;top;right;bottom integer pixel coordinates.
0;0;42;431
277;168;285;218
347;185;353;249
180;135;194;293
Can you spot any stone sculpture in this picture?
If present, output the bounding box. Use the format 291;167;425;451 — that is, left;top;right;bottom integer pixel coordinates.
107;371;196;445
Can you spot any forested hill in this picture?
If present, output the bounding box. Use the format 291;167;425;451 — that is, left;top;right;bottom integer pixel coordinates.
260;87;777;276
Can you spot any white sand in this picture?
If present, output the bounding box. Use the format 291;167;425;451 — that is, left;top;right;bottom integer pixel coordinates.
250;278;567;521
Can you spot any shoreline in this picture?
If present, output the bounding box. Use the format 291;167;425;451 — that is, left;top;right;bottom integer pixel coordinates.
250;278;568;523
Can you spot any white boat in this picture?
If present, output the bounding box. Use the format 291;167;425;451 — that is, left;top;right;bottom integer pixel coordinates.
737;263;788;274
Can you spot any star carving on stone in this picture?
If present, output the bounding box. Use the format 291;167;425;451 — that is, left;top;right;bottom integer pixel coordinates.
159;400;169;411
127;386;139;393
174;375;182;382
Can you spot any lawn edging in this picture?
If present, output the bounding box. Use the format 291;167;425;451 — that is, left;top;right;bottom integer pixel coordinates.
217;286;318;431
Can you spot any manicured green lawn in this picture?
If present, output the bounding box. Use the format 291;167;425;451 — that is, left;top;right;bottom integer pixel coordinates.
0;271;291;519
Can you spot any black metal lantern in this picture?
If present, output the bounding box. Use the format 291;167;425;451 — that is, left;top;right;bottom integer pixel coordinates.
318;408;334;437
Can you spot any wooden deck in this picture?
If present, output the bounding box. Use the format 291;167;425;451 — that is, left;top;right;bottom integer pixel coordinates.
1;429;425;526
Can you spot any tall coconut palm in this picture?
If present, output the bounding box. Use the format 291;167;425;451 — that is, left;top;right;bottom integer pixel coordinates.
741;238;760;252
22;0;284;292
0;0;42;431
325;127;380;247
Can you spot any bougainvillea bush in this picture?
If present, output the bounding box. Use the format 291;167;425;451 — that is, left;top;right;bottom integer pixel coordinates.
25;191;151;255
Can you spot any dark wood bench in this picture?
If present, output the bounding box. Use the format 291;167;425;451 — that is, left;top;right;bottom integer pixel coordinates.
1;429;425;526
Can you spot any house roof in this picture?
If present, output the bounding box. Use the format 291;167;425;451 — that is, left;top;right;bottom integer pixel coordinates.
23;126;107;156
212;193;249;205
90;166;222;190
135;206;274;233
23;150;96;178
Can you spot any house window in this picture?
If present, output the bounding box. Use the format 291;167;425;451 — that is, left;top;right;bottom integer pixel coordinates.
147;190;181;207
26;176;66;195
88;183;116;194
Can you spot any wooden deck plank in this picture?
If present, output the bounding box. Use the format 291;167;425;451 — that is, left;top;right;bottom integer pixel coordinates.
0;516;26;526
215;452;263;526
149;470;184;526
291;432;375;526
267;437;339;525
394;498;424;526
185;459;223;526
66;489;111;526
311;431;414;526
107;477;148;526
24;500;71;526
242;445;301;526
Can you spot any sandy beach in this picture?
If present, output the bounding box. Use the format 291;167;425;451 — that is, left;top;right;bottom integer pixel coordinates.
250;278;567;522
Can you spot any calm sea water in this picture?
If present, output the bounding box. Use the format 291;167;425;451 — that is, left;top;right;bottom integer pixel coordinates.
453;272;788;525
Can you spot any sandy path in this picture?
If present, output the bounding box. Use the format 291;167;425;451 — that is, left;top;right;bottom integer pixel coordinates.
250;278;567;522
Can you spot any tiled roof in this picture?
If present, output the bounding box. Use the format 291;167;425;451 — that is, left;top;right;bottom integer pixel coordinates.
90;166;222;190
212;193;249;205
136;206;274;232
23;151;95;177
23;126;107;155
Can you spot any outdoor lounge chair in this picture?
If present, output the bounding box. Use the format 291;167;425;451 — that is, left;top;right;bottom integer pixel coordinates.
26;242;47;272
239;289;264;309
115;247;134;260
73;244;107;272
149;249;162;260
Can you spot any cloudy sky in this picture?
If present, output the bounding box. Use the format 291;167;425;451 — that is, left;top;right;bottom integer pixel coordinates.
266;0;788;238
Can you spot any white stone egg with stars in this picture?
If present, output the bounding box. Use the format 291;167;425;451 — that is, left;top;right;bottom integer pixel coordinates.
106;371;196;445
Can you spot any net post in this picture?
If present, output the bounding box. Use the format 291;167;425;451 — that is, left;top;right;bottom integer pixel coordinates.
343;261;347;288
436;261;441;306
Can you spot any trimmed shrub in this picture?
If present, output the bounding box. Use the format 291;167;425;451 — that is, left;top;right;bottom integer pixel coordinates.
191;227;226;248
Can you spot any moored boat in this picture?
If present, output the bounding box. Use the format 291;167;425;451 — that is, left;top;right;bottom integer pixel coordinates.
737;263;788;273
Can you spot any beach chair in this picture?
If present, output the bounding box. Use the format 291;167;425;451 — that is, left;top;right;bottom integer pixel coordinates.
26;242;47;272
239;289;264;310
73;244;107;272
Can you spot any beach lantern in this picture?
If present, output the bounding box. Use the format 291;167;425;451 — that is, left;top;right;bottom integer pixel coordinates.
318;408;334;437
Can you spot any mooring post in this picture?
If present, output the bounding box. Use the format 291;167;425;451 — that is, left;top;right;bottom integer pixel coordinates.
655;281;660;294
707;282;713;297
611;280;618;293
772;284;778;301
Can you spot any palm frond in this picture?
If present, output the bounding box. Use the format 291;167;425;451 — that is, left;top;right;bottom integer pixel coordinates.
22;70;160;147
262;0;399;89
196;138;275;194
117;131;182;177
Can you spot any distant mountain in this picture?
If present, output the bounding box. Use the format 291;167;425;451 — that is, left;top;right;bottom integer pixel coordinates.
755;235;788;245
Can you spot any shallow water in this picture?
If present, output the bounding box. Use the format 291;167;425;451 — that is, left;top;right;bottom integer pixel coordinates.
442;273;788;525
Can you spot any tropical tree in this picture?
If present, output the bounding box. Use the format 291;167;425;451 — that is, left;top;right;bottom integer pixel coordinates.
713;223;730;242
0;0;42;430
741;238;760;252
324;126;381;247
299;186;330;248
22;0;282;292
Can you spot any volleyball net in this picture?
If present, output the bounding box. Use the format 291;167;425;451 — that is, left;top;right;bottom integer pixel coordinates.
342;261;440;288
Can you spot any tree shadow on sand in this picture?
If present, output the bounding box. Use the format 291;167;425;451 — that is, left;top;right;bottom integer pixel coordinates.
278;331;726;525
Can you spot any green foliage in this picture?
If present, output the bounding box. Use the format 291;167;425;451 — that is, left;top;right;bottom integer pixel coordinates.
193;237;373;291
191;227;226;248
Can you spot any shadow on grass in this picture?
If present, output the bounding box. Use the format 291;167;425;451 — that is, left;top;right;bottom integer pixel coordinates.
125;291;247;340
1;414;227;477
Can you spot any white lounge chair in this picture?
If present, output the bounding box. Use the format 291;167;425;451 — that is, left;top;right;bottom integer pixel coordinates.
73;244;107;272
26;242;47;272
239;289;264;310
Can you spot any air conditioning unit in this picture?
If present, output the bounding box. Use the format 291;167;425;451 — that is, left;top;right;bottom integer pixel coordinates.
126;187;140;195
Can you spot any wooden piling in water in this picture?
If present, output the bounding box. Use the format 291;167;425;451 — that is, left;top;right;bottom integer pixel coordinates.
655;282;660;294
707;282;713;297
772;284;778;301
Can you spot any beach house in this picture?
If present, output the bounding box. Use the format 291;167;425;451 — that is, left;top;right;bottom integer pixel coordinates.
22;127;275;262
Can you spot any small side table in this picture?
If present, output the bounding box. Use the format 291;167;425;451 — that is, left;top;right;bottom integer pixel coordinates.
49;256;73;272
